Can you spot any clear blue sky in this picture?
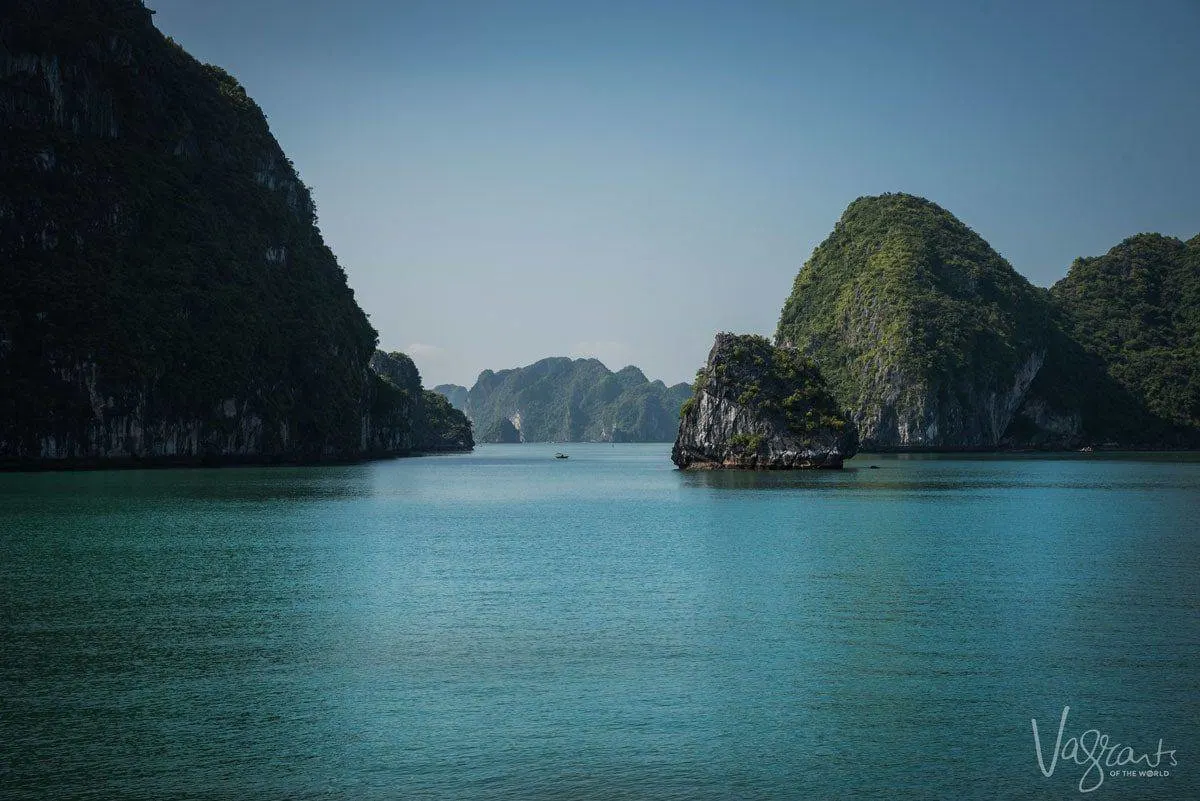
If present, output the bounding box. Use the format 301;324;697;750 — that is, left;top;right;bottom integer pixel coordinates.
148;0;1200;387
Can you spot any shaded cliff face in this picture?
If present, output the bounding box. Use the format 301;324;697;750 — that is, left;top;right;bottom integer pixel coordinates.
776;193;1052;450
672;334;857;469
1005;234;1200;449
463;358;691;443
418;391;473;451
370;352;474;452
482;417;522;443
0;0;397;464
432;384;469;412
1045;234;1200;443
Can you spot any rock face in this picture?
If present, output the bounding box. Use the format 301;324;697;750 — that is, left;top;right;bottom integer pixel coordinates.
462;358;691;443
776;193;1054;450
672;334;858;469
433;384;469;412
773;193;1200;451
482;417;522;444
0;0;462;466
370;353;474;452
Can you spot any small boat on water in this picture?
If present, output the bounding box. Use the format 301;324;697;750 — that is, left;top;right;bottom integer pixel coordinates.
1079;446;1095;453
555;452;569;459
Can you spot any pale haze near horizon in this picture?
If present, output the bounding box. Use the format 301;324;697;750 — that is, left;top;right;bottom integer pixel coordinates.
147;0;1200;388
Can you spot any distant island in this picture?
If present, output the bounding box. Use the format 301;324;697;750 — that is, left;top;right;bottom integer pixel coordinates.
681;193;1199;467
434;359;691;443
0;0;470;467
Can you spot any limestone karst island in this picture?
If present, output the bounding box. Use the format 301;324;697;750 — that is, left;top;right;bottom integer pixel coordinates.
3;3;1197;470
673;193;1200;469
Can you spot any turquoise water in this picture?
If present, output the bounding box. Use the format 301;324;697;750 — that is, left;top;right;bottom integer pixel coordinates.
2;444;1198;799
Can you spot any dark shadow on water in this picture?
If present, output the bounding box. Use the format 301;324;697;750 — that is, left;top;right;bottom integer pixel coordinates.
0;463;375;508
870;450;1200;463
677;469;1014;494
678;469;852;492
677;455;1200;494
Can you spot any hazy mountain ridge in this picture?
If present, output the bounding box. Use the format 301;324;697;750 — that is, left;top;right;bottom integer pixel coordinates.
437;358;691;443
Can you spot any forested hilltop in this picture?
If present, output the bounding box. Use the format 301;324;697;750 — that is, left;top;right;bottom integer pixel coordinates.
436;359;691;443
776;193;1050;449
1042;234;1200;442
0;0;467;466
773;193;1199;450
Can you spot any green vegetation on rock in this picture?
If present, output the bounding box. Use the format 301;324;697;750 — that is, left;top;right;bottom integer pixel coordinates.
776;193;1052;449
419;391;473;450
672;333;857;469
370;352;474;451
774;193;1199;450
1049;234;1200;436
694;335;848;436
728;432;765;452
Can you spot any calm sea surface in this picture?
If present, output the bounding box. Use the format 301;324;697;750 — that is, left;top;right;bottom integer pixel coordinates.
2;444;1198;800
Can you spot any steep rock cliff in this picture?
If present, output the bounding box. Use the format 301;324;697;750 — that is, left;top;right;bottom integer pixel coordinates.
482;417;522;444
775;193;1052;450
672;334;857;469
0;0;427;465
